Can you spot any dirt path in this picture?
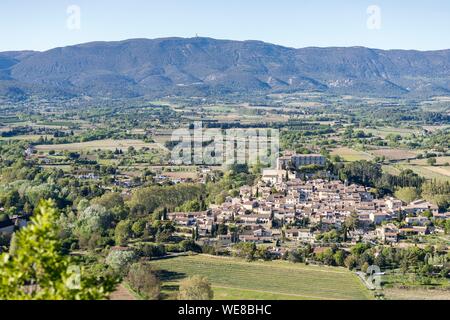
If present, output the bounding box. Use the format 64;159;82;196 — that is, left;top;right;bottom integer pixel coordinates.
109;284;137;300
384;288;450;300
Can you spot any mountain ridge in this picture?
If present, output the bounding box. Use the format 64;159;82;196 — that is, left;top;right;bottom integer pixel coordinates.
2;37;450;100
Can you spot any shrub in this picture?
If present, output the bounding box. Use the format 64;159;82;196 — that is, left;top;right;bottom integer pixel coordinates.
177;276;214;300
127;262;160;300
136;243;166;258
105;249;137;275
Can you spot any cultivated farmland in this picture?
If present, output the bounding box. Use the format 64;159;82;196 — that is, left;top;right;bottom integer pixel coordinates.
35;139;164;152
370;148;418;161
331;147;374;162
364;127;419;139
399;164;450;182
149;254;372;300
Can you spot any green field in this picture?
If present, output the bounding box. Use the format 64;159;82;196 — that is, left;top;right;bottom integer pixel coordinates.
382;165;402;175
149;254;372;300
397;164;450;182
364;127;419;139
410;156;450;166
382;161;450;182
331;147;374;162
0;134;52;141
35;139;163;152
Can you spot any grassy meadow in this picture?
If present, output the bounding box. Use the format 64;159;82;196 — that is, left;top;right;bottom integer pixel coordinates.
383;162;450;182
149;254;372;300
331;147;374;162
34;139;164;152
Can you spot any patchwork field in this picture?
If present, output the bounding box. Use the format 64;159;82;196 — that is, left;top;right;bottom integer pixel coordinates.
422;125;450;132
397;164;450;182
331;147;374;162
370;148;418;161
382;165;402;175
364;127;419;139
0;134;53;141
35;139;164;152
425;166;450;177
161;171;198;179
40;164;72;172
409;156;450;166
149;254;372;300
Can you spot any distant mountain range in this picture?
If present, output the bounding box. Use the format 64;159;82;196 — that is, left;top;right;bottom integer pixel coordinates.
1;37;450;101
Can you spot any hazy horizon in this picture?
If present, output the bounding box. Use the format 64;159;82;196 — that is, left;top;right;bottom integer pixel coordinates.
3;36;450;54
1;0;450;52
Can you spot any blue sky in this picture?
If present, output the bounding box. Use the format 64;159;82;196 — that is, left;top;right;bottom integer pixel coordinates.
1;0;450;51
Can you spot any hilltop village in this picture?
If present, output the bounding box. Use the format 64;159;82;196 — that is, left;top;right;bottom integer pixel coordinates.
166;154;448;254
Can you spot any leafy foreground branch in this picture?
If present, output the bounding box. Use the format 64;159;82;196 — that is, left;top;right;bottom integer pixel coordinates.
0;199;117;300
